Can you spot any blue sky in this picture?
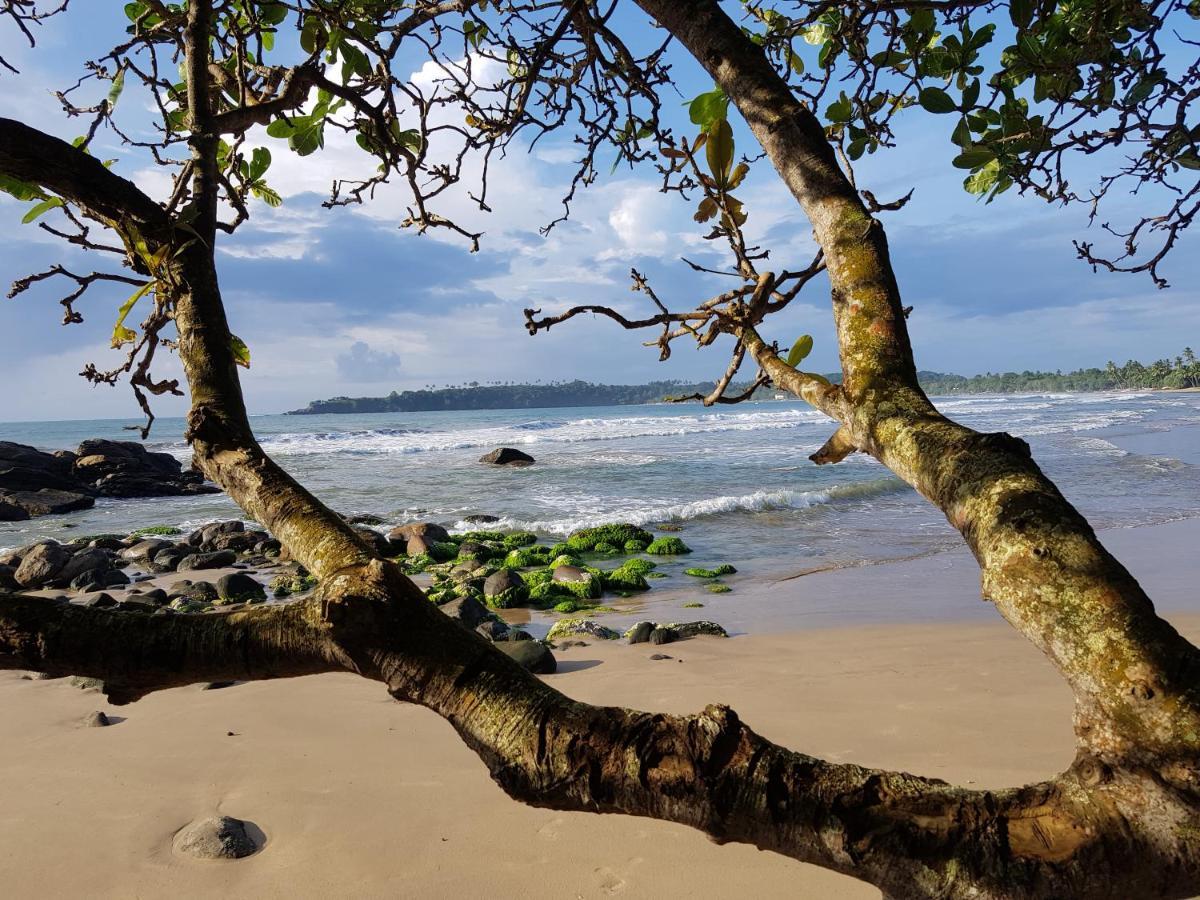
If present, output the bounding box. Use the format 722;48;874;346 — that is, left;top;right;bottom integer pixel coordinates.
0;5;1196;423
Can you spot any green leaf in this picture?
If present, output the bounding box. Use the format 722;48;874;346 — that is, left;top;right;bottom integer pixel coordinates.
259;3;288;26
248;146;271;182
688;88;728;129
705;118;735;187
825;94;853;124
918;86;957;114
230;334;251;369
1010;0;1034;29
0;174;48;202
1176;153;1200;171
962;78;980;109
112;280;155;349
21;197;63;224
786;50;804;76
963;159;1001;196
952;147;995;169
266;118;295;139
250;182;282;207
785;335;814;367
107;67;126;110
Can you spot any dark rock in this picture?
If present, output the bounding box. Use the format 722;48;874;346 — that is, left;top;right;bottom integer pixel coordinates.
0;564;18;590
177;550;237;571
352;526;390;556
202;681;238;690
388;521;451;545
119;539;174;563
475;619;512;641
118;596;162;613
88;537;126;551
344;513;385;526
82;710;110;728
0;488;94;518
479;447;535;467
648;627;678;646
649;653;674;661
174;815;258;860
483;569;526;606
74;439;219;499
496;640;556;674
207;531;261;553
100;568;130;587
0;495;28;521
439;594;494;630
462;514;500;524
56;548;112;586
555;640;589;649
216;572;265;603
77;593;118;609
14;542;71;588
187;520;244;547
626;621;655;645
0;441;80;493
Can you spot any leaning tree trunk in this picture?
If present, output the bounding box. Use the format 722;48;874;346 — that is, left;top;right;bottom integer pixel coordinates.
2;1;1199;896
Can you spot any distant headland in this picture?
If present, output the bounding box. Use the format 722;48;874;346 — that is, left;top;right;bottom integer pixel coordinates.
287;351;1199;415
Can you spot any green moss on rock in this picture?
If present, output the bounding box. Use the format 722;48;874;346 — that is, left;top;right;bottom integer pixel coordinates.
546;618;621;641
130;524;183;537
705;583;732;594
646;537;692;555
566;523;654;553
502;531;538;549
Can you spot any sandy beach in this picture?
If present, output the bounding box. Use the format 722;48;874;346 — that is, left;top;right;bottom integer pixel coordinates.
2;518;1197;899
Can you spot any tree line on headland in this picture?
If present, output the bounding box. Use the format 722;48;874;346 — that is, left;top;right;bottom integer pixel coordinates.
287;349;1199;414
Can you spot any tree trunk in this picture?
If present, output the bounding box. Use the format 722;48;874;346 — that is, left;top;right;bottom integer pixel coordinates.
2;0;1199;895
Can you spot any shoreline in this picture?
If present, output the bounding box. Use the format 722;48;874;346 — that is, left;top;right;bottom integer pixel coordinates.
1;517;1197;898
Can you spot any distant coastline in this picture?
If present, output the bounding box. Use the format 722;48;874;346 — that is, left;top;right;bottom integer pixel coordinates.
287;352;1200;415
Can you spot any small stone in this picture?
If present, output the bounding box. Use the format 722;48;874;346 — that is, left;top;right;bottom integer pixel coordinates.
174;815;258;860
216;572;266;603
82;710;110;727
202;681;237;691
70;676;105;692
649;653;673;661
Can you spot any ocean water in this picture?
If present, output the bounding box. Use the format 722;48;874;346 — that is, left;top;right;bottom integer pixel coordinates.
2;392;1199;582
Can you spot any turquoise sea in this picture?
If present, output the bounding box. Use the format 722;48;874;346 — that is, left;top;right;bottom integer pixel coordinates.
3;392;1199;586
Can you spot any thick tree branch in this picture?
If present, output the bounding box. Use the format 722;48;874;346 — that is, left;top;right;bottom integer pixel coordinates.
0;592;341;704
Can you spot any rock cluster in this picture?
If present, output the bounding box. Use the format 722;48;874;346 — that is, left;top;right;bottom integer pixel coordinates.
0;439;219;521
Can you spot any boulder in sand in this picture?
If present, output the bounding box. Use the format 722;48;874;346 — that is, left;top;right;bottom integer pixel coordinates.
174;815;258;860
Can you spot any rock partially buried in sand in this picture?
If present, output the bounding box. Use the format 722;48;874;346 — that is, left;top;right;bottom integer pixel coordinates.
82;710;110;727
496;640;557;674
546;618;620;642
479;447;535;467
175;815;258;860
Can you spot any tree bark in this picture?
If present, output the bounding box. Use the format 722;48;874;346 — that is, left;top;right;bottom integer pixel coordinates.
1;1;1199;895
633;0;1200;768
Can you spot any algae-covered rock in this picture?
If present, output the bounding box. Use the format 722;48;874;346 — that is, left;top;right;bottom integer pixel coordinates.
663;620;729;638
602;563;650;592
623;539;649;553
501;531;538;550
565;523;654;553
684;564;736;578
645;536;692;555
551;565;602;600
483;569;529;609
706;583;732;594
546;618;620;642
